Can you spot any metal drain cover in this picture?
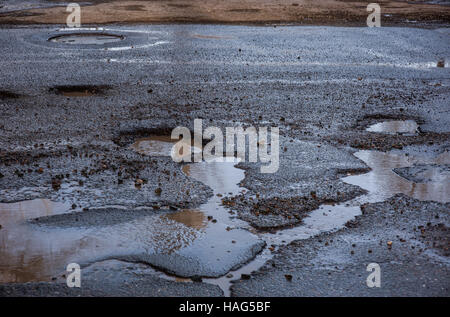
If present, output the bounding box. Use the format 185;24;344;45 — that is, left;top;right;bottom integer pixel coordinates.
48;33;124;45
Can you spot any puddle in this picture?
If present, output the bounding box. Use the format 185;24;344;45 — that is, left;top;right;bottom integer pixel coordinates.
50;85;107;97
1;144;448;293
366;120;419;135
203;148;449;295
48;33;124;45
0;199;84;283
346;150;450;203
164;209;206;230
131;136;201;160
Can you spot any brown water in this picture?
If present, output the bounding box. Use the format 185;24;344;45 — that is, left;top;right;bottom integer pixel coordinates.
0;141;448;294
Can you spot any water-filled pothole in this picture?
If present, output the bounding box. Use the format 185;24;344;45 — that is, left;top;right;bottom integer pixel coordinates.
1;145;448;293
48;33;124;45
366;120;419;135
130;135;201;160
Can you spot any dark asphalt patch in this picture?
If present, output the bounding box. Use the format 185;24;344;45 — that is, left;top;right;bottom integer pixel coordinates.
49;85;109;97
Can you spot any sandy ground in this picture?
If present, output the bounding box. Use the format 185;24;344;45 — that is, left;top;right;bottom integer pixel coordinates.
0;0;449;26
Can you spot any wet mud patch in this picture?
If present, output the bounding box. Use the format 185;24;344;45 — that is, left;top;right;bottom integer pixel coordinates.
49;85;109;97
48;33;124;45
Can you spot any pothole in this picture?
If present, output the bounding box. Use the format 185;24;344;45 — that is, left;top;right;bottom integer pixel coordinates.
366;120;419;135
49;85;108;97
48;33;124;45
130;135;201;160
1;144;448;293
0;90;20;99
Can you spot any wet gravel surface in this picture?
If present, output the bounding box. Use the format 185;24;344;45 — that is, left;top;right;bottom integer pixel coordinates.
231;194;450;296
0;260;224;297
0;24;449;296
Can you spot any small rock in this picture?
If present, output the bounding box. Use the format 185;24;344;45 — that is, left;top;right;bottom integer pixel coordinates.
284;274;293;281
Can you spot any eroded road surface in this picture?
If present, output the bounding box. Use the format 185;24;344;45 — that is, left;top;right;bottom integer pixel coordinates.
0;25;449;296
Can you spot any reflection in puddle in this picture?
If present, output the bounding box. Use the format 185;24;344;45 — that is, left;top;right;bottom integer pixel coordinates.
203;148;449;295
164;209;206;230
366;120;419;134
0;199;70;225
346;151;449;203
49;33;124;45
0;199;93;283
1;146;448;293
131;136;201;160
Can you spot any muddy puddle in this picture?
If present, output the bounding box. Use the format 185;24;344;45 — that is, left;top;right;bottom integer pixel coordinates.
366;120;419;135
0;140;448;294
48;33;124;45
131;136;201;160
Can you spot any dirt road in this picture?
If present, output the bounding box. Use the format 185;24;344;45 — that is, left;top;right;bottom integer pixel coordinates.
0;0;449;27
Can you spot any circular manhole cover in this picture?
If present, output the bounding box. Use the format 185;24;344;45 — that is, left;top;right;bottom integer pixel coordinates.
48;33;124;45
